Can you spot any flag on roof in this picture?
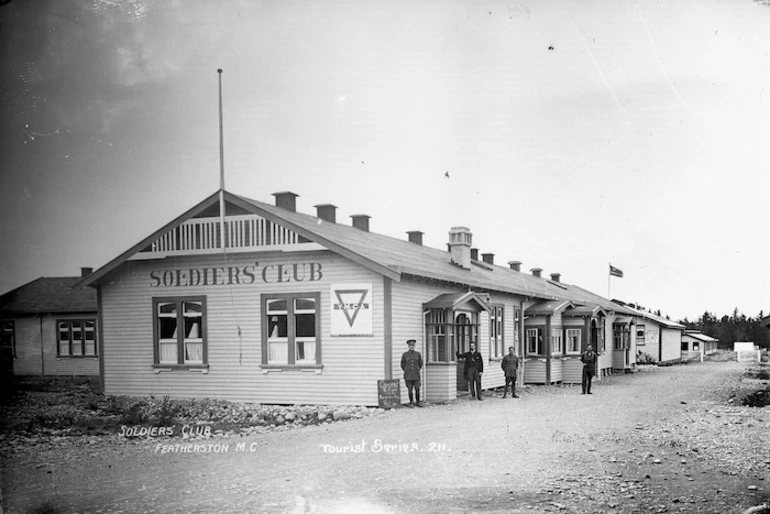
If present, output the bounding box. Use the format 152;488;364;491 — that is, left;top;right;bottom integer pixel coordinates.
609;264;623;278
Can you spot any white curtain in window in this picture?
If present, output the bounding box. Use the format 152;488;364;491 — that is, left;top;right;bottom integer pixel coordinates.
185;342;203;363
160;342;177;363
296;341;315;362
269;342;288;363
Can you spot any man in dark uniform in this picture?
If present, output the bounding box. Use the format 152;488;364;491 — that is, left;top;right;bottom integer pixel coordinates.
457;342;484;400
401;339;423;407
501;346;519;398
581;344;598;394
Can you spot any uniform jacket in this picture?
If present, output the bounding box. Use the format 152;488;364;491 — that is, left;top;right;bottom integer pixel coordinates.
401;350;423;381
457;350;484;378
501;353;519;377
581;350;598;374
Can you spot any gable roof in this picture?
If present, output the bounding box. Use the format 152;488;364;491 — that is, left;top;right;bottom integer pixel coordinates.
683;331;718;342
76;190;558;301
0;277;97;316
423;291;493;313
525;299;574;316
612;300;685;329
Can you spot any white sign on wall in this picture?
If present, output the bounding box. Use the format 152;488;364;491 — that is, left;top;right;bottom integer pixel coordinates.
330;283;373;336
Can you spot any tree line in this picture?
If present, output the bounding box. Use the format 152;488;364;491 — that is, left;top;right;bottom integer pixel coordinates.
678;309;770;350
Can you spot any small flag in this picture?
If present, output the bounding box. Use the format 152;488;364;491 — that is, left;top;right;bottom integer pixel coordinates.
609;264;624;278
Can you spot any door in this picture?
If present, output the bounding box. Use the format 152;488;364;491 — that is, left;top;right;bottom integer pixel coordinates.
455;312;478;392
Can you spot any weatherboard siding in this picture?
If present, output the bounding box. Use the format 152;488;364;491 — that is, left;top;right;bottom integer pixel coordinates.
660;327;681;363
10;315;99;376
100;252;386;405
523;358;547;383
562;356;583;383
11;317;43;375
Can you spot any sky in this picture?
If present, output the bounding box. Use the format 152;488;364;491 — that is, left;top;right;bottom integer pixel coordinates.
1;0;768;322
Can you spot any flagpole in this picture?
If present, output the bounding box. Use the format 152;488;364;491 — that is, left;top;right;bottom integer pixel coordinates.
608;262;611;299
218;69;226;249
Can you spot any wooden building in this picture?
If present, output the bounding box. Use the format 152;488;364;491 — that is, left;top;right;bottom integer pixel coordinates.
0;270;99;377
76;189;659;405
681;331;719;361
612;301;685;365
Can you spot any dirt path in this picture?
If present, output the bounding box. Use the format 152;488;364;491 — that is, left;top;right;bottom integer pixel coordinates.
3;361;769;513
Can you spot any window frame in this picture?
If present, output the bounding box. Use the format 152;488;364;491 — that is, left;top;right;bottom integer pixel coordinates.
613;324;630;350
566;328;582;355
526;327;543;356
425;308;480;363
261;292;322;368
152;296;208;369
550;328;563;356
636;324;646;346
56;318;98;358
490;305;504;359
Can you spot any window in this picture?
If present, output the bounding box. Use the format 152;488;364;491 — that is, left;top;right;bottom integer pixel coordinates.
613;324;630;350
57;319;97;357
490;306;504;358
599;318;606;352
681;341;688;351
566;328;582;354
551;329;563;355
526;328;543;355
636;324;646;346
153;297;206;367
513;308;521;348
425;309;480;363
1;321;15;358
693;342;700;351
262;293;320;366
427;309;450;362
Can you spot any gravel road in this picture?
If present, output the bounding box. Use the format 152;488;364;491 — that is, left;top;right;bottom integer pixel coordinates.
3;360;769;514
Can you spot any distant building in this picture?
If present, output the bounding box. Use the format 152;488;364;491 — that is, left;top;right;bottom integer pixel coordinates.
681;330;719;361
611;301;685;365
0;269;99;378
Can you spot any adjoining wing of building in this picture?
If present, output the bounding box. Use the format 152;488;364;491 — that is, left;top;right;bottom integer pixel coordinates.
0;270;98;378
23;188;684;406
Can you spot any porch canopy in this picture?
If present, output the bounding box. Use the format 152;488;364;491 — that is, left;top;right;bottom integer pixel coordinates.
562;305;608;318
422;291;492;313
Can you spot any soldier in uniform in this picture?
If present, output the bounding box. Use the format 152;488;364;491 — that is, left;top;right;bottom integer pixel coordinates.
581;344;598;394
401;339;423;407
501;346;519;398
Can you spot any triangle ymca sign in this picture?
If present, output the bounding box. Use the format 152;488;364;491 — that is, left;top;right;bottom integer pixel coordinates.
331;284;373;336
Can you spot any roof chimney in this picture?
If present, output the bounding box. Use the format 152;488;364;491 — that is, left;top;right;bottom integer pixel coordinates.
407;231;423;245
470;248;479;261
550;273;561;283
80;267;93;278
508;261;521;272
350;214;370;232
530;267;542;278
448;226;472;269
482;253;494;265
314;204;337;223
273;191;298;212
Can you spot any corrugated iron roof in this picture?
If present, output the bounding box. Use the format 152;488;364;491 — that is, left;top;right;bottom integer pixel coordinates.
683;331;718;342
423;292;492;313
0;277;97;315
73;190;682;319
232;193;559;300
525;300;574;316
